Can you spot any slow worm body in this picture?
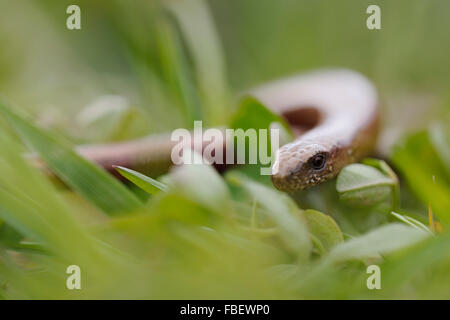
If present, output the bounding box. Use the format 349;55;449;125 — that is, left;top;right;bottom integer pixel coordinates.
75;69;379;192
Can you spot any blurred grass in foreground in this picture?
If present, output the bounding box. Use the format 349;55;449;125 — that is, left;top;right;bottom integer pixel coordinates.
0;0;449;299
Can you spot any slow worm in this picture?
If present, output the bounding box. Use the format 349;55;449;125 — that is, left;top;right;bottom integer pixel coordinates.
73;69;379;192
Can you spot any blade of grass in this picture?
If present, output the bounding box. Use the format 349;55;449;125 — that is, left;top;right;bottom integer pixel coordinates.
0;101;143;215
0;134;109;264
390;211;432;234
114;165;168;194
156;13;202;126
391;131;450;224
167;0;230;125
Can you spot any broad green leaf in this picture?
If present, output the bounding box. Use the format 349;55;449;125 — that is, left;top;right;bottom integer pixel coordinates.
303;209;344;254
324;224;430;264
231;96;293;141
362;158;400;209
114;165;169;195
226;172;311;261
336;163;395;206
0;101;143;215
228;97;293;179
362;158;399;182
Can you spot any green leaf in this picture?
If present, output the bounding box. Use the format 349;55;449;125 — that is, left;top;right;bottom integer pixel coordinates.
362;158;399;182
391;131;450;224
362;158;400;209
231;96;293;141
0;101;143;215
303;209;344;254
226;172;311;261
228;97;293;177
114;165;169;195
336;163;395;206
324;224;430;264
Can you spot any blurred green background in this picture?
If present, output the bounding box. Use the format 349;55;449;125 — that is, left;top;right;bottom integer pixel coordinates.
1;0;448;140
0;0;449;299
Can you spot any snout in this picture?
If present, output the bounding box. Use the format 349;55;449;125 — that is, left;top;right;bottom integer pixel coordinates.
271;170;304;192
270;147;305;192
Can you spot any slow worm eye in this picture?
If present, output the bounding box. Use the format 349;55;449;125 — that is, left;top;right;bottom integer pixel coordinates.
310;154;326;170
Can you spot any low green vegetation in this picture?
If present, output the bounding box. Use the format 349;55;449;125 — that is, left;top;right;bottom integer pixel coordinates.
0;0;448;299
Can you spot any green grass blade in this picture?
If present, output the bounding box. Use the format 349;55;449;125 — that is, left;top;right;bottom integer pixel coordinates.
0;134;109;264
114;165;169;194
167;0;230;125
390;211;432;234
391;131;450;224
156;13;202;126
0;101;143;215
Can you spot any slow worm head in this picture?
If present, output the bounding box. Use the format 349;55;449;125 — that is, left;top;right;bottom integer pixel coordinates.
251;69;380;192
